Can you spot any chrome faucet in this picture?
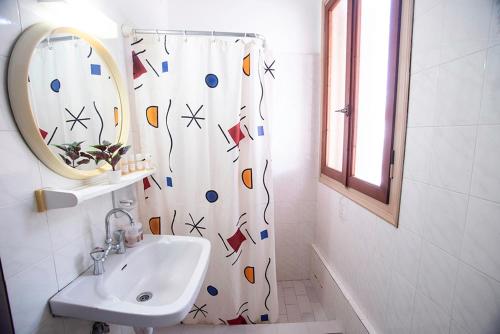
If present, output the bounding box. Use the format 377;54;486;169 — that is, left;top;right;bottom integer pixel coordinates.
105;208;134;247
90;208;134;275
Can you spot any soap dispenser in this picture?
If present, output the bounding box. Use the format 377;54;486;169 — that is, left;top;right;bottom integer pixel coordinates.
125;222;143;247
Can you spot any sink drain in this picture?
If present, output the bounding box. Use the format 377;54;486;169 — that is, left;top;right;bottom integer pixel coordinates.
136;292;153;302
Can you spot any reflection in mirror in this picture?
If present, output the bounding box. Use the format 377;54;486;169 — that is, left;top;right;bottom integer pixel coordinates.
28;33;122;170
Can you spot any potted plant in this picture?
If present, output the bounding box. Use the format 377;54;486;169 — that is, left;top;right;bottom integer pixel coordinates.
53;141;92;169
86;140;131;183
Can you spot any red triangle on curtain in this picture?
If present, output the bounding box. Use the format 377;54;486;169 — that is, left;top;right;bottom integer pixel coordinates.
39;128;48;139
227;315;247;325
132;51;147;79
143;177;151;190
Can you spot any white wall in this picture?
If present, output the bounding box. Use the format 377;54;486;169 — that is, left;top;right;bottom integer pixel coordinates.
314;0;500;333
0;0;142;333
0;1;321;333
161;0;322;280
162;0;320;54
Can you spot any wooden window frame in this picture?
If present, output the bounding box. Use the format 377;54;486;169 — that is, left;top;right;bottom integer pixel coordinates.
320;0;414;226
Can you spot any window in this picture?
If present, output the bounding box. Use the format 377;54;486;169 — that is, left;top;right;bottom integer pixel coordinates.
321;0;413;225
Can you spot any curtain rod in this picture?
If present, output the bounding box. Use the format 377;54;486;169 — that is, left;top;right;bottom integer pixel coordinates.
122;26;265;43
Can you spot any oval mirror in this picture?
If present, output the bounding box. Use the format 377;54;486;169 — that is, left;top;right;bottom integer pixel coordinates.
7;23;129;179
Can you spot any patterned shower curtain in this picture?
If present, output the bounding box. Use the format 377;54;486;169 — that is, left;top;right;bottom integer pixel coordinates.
131;34;278;325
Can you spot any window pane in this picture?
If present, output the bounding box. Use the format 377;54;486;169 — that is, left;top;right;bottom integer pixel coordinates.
326;0;348;171
352;0;393;186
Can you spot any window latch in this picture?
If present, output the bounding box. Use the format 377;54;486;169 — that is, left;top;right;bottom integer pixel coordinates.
334;105;350;116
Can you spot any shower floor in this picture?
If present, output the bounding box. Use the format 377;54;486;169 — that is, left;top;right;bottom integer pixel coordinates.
150;280;337;334
277;279;328;323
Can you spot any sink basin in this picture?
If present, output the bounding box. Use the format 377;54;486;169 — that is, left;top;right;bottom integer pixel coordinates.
50;235;211;328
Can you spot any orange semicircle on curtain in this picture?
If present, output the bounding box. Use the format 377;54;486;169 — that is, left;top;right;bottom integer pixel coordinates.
114;107;119;126
244;266;255;283
243;54;251;76
149;217;161;235
242;168;253;189
146;106;159;128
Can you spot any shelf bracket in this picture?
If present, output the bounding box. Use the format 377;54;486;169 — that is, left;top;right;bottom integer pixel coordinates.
35;189;47;213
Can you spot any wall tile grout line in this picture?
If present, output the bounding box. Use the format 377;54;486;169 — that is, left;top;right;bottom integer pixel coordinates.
411;44;498;77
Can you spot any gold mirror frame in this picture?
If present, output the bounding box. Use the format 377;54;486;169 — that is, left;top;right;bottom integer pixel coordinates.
7;23;130;180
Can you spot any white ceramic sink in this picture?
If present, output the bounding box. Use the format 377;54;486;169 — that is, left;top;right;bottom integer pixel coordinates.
50;235;211;328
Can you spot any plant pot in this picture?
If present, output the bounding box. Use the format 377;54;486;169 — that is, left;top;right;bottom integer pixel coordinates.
107;170;122;184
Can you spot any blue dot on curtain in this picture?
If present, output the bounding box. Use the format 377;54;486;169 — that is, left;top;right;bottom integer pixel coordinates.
207;285;218;296
50;79;60;92
205;73;219;88
205;190;218;203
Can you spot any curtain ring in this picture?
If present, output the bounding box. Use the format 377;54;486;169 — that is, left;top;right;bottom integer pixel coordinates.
211;30;215;43
156;29;160;42
47;35;52;50
184;30;187;42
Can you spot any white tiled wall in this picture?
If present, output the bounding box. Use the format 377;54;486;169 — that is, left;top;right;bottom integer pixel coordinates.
272;53;320;280
0;0;137;333
314;0;500;333
310;248;367;334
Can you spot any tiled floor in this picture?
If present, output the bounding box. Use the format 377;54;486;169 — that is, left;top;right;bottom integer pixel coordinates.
277;279;328;323
125;280;335;334
156;321;342;334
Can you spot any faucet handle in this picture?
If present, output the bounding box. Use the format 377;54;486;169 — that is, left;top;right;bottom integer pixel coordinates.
90;247;106;275
90;247;106;261
113;230;126;254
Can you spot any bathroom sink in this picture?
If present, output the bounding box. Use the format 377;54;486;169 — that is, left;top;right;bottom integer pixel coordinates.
49;235;211;328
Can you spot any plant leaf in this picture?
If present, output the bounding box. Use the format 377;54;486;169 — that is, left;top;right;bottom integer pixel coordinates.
110;154;121;169
76;158;90;166
68;151;79;161
102;140;112;146
107;143;122;154
80;152;94;160
118;145;131;156
92;144;108;152
86;151;109;161
58;153;71;166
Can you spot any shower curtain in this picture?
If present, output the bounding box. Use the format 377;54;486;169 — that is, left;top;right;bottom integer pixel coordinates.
131;34;278;325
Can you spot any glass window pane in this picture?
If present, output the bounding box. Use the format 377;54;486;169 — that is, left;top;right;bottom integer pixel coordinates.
352;0;393;186
326;0;348;171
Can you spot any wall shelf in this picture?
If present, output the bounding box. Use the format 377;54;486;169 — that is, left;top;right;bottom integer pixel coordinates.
35;169;154;212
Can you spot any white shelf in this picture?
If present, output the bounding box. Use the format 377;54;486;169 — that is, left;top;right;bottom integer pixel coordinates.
36;169;154;212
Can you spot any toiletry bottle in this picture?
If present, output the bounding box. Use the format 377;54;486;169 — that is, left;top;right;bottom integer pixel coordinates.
136;153;144;171
125;223;139;247
128;154;136;173
143;153;151;170
125;222;144;247
121;159;129;175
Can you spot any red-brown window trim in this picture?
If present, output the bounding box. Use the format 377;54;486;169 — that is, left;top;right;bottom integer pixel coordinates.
321;0;402;204
321;0;351;186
